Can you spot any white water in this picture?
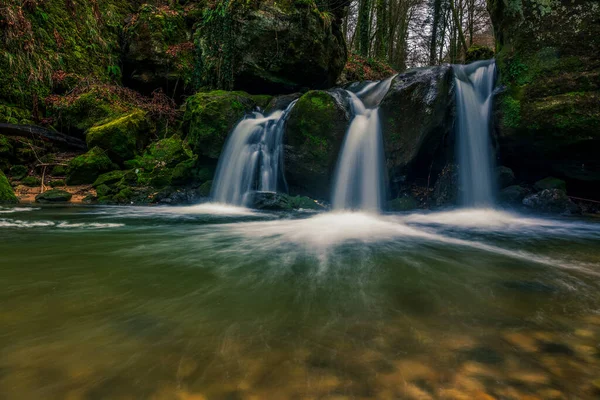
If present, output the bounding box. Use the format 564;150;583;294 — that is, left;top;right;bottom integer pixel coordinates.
454;60;496;207
211;101;297;206
331;76;395;212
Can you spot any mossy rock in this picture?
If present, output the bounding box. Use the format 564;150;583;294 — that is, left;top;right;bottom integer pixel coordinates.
95;184;115;198
0;170;18;204
9;165;28;180
534;177;567;193
67;147;119;185
35;189;72;203
183;91;265;159
388;195;419;212
86;110;150;163
92;170;127;188
50;165;68;176
285;90;348;199
499;185;532;205
22;176;41;187
465;45;494;63
48;179;66;188
197;180;213;197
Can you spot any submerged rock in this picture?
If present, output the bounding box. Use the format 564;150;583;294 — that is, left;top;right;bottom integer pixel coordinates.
67;147;118;185
285;90;349;199
0;170;17;204
523;189;580;215
35;189;72;203
379;65;455;195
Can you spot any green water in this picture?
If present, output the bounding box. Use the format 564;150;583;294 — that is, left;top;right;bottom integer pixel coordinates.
1;205;600;399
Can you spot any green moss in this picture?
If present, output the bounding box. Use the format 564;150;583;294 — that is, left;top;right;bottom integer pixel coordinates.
197;180;213;197
465;45;495;63
86;110;149;163
183;91;259;159
0;170;18;204
9;165;28;180
92;170;126;188
0;104;34;125
22;176;41;187
35;189;72;203
67;147;118;185
534;176;567;192
48;179;66;187
501;95;522;129
50;165;67;176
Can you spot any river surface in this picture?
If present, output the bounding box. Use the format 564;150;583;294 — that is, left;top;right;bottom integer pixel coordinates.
1;205;600;399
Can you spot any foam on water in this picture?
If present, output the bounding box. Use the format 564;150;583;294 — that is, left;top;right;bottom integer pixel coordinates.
0;207;40;214
0;219;124;229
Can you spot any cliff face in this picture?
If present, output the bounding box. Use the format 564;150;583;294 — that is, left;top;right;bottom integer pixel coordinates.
488;0;600;197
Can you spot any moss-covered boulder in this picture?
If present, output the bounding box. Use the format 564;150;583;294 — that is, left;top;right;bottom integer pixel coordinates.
22;176;41;187
86;110;150;163
534;177;567;193
489;0;600;198
284;90;349;199
67;147;118;185
499;185;532;205
183;91;269;159
248;191;324;211
0;170;18;204
9;165;28;180
123;4;194;96
380;65;455;196
465;45;495;63
388;195;419;212
196;1;347;94
35;189;72;203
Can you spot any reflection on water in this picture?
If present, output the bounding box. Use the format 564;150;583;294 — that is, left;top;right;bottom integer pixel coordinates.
1;205;600;399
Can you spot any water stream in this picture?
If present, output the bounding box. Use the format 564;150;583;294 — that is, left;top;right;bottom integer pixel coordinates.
211;101;296;206
454;60;496;207
331;76;395;212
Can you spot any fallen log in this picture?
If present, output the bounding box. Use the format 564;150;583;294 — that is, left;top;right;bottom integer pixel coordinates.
0;123;87;150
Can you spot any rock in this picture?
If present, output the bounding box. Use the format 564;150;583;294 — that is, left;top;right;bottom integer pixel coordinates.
433;164;459;207
248;191;292;211
122;4;193;96
523;189;580;215
496;166;515;189
499;185;532;205
285;90;349;199
388;195;419;211
35;189;72;203
196;2;347;94
93;170;127;188
197;180;213;198
86;110;150;163
9;165;27;180
490;0;600;199
183;91;268;159
379;65;455;194
534;177;567;193
248;191;323;211
48;179;66;187
265;93;302;114
67;147;119;185
0;170;17;204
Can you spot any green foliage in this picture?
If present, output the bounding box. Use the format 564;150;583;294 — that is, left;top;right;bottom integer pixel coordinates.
501;96;522;129
9;165;28;180
22;176;41;187
0;170;18;204
0;104;34;125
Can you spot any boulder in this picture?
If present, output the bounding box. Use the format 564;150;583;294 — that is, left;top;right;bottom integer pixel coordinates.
0;170;17;204
86;110;150;163
497;166;515;189
248;191;324;211
523;189;580;215
534;177;567;193
284;90;349;199
465;45;494;63
67;147;119;185
196;2;347;94
499;185;532;205
379;65;455;195
490;0;600;198
35;189;72;203
183;91;270;159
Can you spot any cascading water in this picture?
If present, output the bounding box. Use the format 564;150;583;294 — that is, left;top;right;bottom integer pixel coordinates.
331;76;395;212
211;101;297;206
454;60;496;207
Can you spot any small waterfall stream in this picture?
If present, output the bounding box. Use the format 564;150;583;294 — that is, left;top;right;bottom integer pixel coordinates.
211;101;297;206
454;60;496;207
331;76;395;212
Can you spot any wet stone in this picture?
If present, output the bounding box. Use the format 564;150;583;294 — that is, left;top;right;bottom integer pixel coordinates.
539;342;574;356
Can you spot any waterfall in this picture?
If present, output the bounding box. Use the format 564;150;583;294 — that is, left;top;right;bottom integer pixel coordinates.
211;101;297;206
331;76;395;212
454;60;496;207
